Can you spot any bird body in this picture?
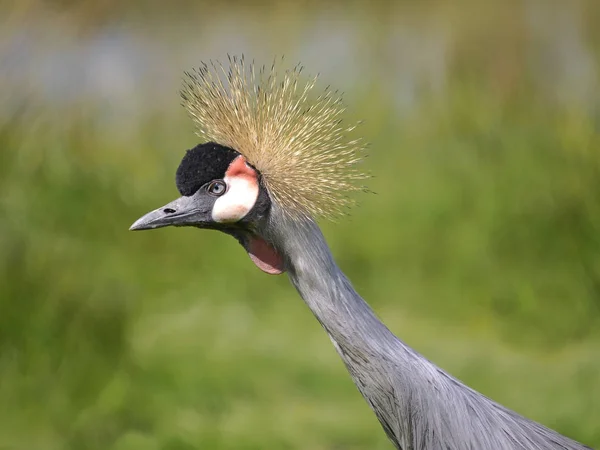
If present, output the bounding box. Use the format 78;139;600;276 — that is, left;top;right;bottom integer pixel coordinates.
130;57;593;450
262;204;591;450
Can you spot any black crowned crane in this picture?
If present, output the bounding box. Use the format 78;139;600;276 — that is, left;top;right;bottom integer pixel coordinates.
130;57;592;450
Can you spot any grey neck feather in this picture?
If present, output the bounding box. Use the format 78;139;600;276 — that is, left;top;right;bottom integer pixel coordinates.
266;209;399;354
258;202;592;450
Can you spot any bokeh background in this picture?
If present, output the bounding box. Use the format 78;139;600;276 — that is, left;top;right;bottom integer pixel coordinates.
1;1;600;448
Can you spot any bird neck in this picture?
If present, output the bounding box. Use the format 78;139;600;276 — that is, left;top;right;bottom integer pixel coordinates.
264;207;398;354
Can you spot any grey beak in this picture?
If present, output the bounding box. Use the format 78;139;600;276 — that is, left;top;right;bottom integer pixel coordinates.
129;195;211;231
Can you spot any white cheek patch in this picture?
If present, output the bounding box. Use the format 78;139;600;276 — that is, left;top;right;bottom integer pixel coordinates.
211;174;259;223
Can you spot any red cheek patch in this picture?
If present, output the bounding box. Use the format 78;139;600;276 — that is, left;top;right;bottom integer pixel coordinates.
225;156;258;181
212;155;260;223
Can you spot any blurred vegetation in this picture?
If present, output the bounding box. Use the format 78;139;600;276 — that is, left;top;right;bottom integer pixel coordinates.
1;1;599;449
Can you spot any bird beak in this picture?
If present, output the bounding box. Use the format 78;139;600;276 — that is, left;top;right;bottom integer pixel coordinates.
129;195;210;231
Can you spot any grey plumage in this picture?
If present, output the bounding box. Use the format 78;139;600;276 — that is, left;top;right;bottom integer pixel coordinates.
131;57;594;450
260;202;592;450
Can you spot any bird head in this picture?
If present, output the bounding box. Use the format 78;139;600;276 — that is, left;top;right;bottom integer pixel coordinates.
130;141;284;274
130;56;366;275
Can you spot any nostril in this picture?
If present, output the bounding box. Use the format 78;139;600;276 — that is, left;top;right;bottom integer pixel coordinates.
164;208;176;214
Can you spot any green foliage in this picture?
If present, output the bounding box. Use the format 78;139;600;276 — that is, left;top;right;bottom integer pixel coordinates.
1;88;598;449
1;3;599;447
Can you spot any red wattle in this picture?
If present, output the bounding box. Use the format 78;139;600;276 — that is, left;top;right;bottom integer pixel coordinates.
247;236;285;275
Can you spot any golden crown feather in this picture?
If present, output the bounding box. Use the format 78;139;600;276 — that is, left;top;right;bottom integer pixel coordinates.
179;55;368;220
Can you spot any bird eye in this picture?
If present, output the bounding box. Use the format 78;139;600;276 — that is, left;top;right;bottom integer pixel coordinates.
207;180;227;196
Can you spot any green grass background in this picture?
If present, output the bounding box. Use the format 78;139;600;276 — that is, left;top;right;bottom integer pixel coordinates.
1;1;599;448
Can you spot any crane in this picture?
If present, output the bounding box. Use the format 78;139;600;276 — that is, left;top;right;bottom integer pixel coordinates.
130;57;593;450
